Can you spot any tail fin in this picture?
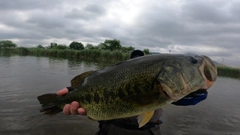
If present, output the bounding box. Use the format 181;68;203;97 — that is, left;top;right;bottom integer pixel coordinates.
37;93;62;115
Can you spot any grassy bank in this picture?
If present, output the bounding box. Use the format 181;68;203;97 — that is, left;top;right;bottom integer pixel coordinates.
217;66;240;79
0;47;130;62
1;47;240;79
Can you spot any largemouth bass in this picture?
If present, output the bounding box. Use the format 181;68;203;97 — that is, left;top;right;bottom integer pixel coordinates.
38;54;217;127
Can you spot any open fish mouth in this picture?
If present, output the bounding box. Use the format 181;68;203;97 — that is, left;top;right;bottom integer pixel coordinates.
199;55;218;90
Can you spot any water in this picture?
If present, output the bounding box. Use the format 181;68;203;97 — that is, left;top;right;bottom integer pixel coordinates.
0;56;239;135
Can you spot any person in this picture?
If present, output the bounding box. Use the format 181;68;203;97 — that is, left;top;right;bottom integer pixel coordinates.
56;50;208;135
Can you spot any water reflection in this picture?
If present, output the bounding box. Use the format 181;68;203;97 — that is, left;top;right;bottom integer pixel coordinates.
0;56;239;135
0;56;100;135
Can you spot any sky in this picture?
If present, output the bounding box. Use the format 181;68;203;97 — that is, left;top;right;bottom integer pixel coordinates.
0;0;240;67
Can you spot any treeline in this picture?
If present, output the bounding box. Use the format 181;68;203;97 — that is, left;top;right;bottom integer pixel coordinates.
0;39;150;62
0;39;150;53
217;66;240;79
42;39;144;53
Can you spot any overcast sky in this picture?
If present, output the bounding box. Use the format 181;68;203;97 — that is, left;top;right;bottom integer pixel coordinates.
0;0;240;66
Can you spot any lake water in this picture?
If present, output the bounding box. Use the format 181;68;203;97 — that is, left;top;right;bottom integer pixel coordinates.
0;55;239;135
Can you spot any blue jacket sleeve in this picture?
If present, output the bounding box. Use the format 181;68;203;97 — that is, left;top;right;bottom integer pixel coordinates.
172;90;208;106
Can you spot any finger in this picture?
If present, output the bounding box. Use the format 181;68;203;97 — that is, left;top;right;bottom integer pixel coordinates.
70;101;80;115
63;104;71;115
56;88;69;96
78;108;87;115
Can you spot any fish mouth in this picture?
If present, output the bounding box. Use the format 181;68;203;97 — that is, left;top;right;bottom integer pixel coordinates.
199;55;218;90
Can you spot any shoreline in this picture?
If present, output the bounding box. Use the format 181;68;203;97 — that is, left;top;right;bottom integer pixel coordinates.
1;47;239;79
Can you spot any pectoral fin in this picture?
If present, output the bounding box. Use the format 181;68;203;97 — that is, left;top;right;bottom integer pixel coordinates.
71;71;95;88
137;111;154;128
88;116;96;121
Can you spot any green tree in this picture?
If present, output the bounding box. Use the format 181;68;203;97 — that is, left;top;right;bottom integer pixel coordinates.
55;44;68;50
0;40;17;48
99;39;121;51
48;42;58;49
69;41;84;50
36;44;45;49
85;43;95;49
143;49;150;54
98;42;108;50
121;46;135;52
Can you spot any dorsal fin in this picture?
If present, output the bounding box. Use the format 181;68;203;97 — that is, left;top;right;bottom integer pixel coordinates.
70;71;95;88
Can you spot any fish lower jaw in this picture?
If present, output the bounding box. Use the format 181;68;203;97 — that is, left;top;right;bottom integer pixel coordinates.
200;80;214;90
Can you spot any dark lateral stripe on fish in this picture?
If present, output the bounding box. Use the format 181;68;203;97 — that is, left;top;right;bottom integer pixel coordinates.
93;92;100;104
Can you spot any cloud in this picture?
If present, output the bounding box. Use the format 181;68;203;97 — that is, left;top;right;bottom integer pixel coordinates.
0;0;64;11
65;4;106;20
0;0;239;66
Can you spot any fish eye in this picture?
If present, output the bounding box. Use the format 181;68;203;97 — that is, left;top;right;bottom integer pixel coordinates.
190;56;198;64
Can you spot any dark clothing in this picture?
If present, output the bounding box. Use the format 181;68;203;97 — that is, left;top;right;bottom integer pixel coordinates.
130;50;145;59
96;109;162;135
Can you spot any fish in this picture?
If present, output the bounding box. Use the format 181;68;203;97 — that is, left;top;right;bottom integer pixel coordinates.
37;54;217;127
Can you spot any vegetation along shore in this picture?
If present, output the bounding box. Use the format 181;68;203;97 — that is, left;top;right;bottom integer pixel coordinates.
217;66;240;79
0;39;150;62
0;39;239;79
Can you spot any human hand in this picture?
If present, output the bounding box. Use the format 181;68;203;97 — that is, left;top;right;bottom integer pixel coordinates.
56;88;87;115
